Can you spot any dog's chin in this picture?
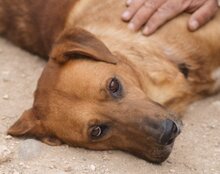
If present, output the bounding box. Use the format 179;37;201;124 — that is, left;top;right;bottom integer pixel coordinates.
132;143;174;164
149;143;174;164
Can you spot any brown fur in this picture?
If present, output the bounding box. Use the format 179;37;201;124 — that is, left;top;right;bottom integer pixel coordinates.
0;0;77;56
1;0;220;163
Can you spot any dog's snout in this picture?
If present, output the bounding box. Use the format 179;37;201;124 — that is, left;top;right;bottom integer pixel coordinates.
160;119;181;145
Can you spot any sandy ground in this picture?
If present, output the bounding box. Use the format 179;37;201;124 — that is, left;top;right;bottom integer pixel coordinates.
0;37;220;174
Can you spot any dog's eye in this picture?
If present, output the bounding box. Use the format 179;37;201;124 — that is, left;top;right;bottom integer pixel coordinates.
91;126;102;137
90;125;109;139
108;78;122;97
178;63;189;78
109;78;120;93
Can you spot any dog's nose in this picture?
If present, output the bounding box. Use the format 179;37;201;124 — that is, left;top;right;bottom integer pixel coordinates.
160;119;181;145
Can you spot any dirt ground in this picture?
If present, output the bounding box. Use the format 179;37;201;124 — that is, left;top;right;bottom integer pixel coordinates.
0;37;220;174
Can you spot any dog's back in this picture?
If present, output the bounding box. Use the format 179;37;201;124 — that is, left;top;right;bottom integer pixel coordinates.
0;0;77;57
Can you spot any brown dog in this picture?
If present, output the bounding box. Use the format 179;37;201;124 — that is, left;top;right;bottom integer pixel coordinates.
0;0;220;163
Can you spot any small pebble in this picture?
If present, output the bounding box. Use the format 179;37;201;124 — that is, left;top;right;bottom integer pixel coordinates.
64;166;72;172
5;135;13;140
167;160;172;164
90;164;96;171
107;151;113;154
104;168;109;172
64;160;69;164
3;94;9;100
49;165;55;169
21;74;26;78
0;145;12;164
169;169;175;173
3;77;9;82
208;125;216;129
13;171;20;174
2;71;10;75
1;116;7;120
212;101;220;106
19;162;24;166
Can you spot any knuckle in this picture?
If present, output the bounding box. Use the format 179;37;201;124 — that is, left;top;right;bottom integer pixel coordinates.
132;17;144;26
128;0;145;13
143;0;157;10
204;10;215;20
146;16;160;29
156;1;183;17
181;0;191;9
132;0;145;7
146;20;155;28
196;12;212;24
209;0;218;8
159;3;177;12
206;0;219;9
132;12;148;26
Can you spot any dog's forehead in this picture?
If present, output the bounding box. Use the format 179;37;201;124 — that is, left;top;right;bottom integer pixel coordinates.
54;60;115;98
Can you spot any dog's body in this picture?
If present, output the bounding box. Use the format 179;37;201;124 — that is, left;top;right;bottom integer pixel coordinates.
1;0;220;112
1;0;220;163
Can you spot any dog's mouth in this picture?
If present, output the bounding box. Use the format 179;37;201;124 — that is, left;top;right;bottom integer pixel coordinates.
145;140;178;163
130;142;174;164
165;137;175;145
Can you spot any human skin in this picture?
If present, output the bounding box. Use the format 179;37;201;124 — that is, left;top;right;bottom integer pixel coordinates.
122;0;219;35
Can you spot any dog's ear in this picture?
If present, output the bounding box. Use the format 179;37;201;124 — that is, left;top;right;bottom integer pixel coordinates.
7;109;41;137
7;109;62;146
50;27;117;64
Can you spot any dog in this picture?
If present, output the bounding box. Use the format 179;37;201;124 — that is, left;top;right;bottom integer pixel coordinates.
0;0;220;163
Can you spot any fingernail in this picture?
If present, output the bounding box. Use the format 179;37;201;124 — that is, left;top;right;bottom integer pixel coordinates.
122;11;130;20
190;20;199;30
126;0;132;5
128;22;135;31
143;26;150;35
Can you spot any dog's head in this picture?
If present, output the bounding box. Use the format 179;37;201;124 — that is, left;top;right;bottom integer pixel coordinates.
8;28;182;163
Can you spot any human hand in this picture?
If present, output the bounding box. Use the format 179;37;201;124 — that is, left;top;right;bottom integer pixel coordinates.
122;0;219;35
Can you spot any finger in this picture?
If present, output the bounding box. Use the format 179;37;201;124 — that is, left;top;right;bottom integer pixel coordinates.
122;0;145;21
143;0;186;35
129;0;166;31
188;0;219;31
